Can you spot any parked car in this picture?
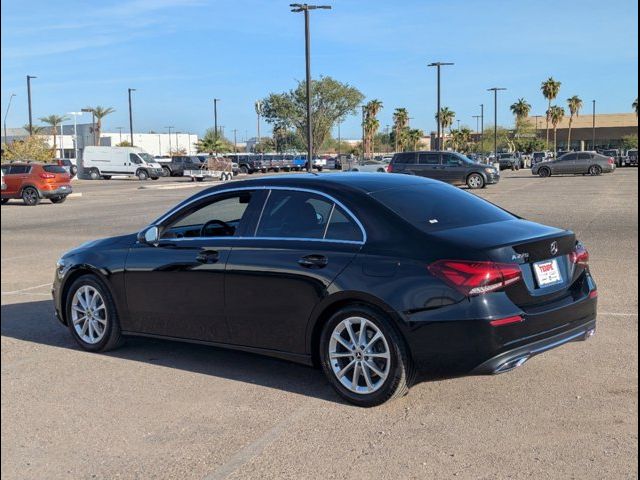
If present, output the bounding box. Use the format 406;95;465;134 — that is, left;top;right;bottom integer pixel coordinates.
350;159;388;173
531;151;553;165
1;162;72;205
82;146;163;180
56;158;78;177
532;152;616;177
1;168;6;192
497;153;521;171
599;149;622;167
52;173;597;406
387;151;500;189
622;149;638;167
157;156;205;177
224;154;267;174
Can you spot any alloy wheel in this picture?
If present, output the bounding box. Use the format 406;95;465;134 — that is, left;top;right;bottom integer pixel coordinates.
467;174;484;189
71;285;108;344
328;317;391;395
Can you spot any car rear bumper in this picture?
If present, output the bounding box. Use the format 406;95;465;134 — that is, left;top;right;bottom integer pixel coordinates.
40;185;73;198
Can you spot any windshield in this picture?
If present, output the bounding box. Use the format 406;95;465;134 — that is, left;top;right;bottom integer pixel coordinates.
138;152;156;164
370;183;515;233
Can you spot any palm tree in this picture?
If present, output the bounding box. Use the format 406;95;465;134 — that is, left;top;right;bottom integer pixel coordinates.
23;124;46;135
633;98;638;117
548;106;565;154
566;95;583;151
541;77;561;149
39;114;68;155
392;108;409;151
364;99;383;158
407;128;424;150
435;107;455;148
84;106;115;146
510;98;532;129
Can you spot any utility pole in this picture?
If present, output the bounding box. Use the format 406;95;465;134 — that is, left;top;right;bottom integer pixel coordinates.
213;98;220;140
116;127;123;143
3;93;16;145
232;129;238;153
165;126;174;154
427;62;454;150
291;3;332;172
487;87;507;161
128;88;136;146
472;114;481;150
480;103;484;157
592;100;596;150
26;75;36;135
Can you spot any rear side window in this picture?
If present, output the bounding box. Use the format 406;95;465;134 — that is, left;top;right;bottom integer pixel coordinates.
325;206;363;242
370;184;515;233
561;154;577;161
9;165;31;174
43;165;67;174
393;152;416;164
418;153;440;165
577;153;592;160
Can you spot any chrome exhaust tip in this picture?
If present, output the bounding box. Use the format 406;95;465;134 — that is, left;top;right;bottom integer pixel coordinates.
494;354;530;374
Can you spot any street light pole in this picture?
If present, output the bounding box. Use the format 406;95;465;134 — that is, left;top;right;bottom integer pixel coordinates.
361;105;366;160
232;129;238;153
291;3;332;173
128;88;136;146
116;127;123;143
26;75;37;135
3;93;16;145
487;87;507;161
592;100;596;150
67;112;83;161
213;99;220;140
427;62;454;150
472;114;481;150
480;104;484;156
165;126;174;154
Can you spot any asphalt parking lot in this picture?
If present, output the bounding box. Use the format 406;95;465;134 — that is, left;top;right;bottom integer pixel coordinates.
1;168;638;480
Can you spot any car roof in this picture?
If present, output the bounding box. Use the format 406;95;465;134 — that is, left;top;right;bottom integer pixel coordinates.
202;172;440;195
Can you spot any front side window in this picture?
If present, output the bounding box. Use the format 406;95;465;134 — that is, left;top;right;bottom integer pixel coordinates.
129;154;142;165
442;154;463;166
162;192;254;239
138;153;155;164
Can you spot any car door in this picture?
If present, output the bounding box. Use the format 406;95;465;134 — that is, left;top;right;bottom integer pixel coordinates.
554;153;576;174
124;189;266;342
224;188;365;354
416;152;443;180
440;153;469;184
393;152;417;174
4;165;31;195
576;153;593;173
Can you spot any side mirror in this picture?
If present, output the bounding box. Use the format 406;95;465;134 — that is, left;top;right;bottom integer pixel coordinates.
138;225;160;246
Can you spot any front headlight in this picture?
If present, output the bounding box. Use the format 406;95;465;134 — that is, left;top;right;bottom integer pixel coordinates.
484;167;496;173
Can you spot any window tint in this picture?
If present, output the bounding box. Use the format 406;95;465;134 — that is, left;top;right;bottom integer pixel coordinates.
560;153;577;161
577;153;592;160
163;192;254;239
371;184;515;233
43;165;66;174
442;154;463;166
129;153;142;165
418;153;440;165
394;152;416;164
9;165;30;174
256;190;332;239
325;206;363;242
1;165;9;174
139;153;155;163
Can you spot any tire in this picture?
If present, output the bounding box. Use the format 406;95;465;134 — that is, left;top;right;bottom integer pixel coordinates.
316;166;323;172
319;305;414;407
22;187;40;206
150;177;160;181
71;166;78;176
589;165;602;176
50;196;67;204
65;274;123;352
137;169;149;181
466;173;485;189
89;169;101;181
195;177;204;182
162;166;172;177
101;175;112;180
240;165;249;175
1;198;9;204
538;167;551;178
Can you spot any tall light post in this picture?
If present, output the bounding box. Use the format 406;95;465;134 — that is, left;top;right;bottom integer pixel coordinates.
26;75;37;135
361;105;366;160
255;100;262;155
232;129;238;153
427;62;454;150
213;98;220;141
487;88;506;160
67;111;83;161
165;126;174;154
291;3;332;172
175;131;180;152
128;88;136;146
480;103;484;157
472;114;481;150
116;127;123;143
3;93;16;145
592;100;596;150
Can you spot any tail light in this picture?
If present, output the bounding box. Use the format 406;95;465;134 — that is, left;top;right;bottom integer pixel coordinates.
428;260;522;296
386;163;393;173
608;158;615;165
39;173;56;179
570;244;589;266
490;315;524;327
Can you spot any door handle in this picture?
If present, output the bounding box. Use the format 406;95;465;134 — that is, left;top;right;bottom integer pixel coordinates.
298;254;328;269
196;250;220;264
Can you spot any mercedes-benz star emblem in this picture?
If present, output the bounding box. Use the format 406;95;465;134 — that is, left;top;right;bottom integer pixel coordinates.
550;241;558;256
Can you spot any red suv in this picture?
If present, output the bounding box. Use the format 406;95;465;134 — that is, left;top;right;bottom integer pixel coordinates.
1;162;73;206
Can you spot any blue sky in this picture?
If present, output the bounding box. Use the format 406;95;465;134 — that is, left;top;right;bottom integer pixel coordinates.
1;0;638;139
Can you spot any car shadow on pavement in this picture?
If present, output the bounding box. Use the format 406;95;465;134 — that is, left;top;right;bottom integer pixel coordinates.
1;299;347;405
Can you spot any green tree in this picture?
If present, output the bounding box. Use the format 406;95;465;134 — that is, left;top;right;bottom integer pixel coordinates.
621;134;638;150
392;108;409;151
548;105;565;153
566;95;583;151
195;128;233;153
435;107;455;132
261;76;364;156
84;106;115;146
510;98;531;129
448;127;473;152
39;114;68;155
116;140;133;147
363;99;383;158
23;124;46;135
407;128;424;150
2;135;55;162
541;77;561;149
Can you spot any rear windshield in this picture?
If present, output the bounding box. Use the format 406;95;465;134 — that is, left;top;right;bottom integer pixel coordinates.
370;184;515;232
42;165;67;174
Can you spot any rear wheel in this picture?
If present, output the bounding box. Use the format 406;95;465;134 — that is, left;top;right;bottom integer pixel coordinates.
65;274;122;352
162;166;172;177
319;305;414;407
1;198;9;204
22;187;40;206
466;173;485;189
589;165;602;176
538;167;551;178
50;196;67;204
101;175;112;180
240;165;249;175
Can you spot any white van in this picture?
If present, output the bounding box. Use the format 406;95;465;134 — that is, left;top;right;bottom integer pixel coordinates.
82;146;164;180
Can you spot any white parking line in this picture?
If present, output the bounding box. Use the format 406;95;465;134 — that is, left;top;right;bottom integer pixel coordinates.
1;283;52;295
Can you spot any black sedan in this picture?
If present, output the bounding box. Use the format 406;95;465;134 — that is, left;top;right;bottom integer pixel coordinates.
52;174;597;406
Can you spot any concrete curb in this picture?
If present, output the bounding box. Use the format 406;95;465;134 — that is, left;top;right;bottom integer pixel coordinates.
67;193;83;198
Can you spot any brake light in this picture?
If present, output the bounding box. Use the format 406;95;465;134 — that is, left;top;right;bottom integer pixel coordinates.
386;163;393;173
428;260;522;296
570;244;589;266
608;158;615;165
39;173;56;179
490;315;524;327
589;290;598;299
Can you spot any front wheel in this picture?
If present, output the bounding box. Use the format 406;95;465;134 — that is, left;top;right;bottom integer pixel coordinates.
65;274;122;352
162;166;172;177
50;196;67;204
137;169;149;181
589;165;602;176
22;187;40;206
466;173;485;189
319;305;414;407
